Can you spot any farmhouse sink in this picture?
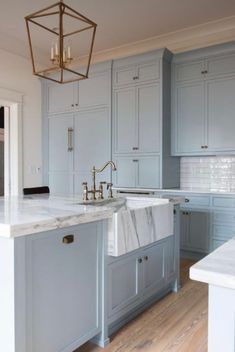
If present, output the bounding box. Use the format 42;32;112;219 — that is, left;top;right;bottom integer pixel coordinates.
107;197;173;256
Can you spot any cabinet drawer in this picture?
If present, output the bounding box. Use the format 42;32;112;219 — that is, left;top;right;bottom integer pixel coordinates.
213;211;235;224
212;224;235;240
175;60;205;82
212;197;235;208
182;195;210;207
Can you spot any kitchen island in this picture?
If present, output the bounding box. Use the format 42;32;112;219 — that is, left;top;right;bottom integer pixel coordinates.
0;194;180;352
190;238;235;352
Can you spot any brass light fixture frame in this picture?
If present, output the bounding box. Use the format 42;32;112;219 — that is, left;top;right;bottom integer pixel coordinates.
25;0;97;84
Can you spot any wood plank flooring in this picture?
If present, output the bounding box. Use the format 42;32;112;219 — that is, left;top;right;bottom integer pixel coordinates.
76;259;208;352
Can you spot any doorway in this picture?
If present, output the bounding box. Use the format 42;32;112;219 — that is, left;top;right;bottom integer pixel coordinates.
0;88;23;196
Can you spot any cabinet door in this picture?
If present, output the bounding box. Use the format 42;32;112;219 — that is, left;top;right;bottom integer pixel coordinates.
113;87;136;153
113;65;137;87
74;109;111;194
114;157;136;188
207;77;235;152
48;115;74;194
174;60;205;82
47;83;76;114
207;53;235;79
137;61;160;82
142;241;166;297
138;83;160;153
108;254;141;320
174;82;205;153
79;71;110;108
26;223;101;352
181;209;209;253
137;156;160;188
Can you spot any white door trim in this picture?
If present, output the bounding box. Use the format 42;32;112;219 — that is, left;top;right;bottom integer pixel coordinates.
0;87;23;196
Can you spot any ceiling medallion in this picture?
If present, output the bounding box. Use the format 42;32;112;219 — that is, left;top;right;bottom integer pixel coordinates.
25;0;97;84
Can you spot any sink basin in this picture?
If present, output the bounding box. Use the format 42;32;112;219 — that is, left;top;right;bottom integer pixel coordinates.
107;196;173;257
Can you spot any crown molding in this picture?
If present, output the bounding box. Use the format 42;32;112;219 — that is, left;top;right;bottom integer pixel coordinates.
90;15;235;64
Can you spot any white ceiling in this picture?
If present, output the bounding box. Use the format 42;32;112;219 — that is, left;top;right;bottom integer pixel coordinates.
1;0;235;60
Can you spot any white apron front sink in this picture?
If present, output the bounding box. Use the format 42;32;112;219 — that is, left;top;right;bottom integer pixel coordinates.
107;197;173;256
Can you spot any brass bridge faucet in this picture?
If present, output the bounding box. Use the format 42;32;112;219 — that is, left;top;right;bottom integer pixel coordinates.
82;161;117;201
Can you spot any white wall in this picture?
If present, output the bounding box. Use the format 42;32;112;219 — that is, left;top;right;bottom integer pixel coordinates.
0;48;42;188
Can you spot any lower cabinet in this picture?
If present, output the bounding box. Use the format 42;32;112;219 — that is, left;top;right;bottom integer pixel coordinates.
114;155;160;188
25;223;102;352
107;235;177;324
180;209;209;253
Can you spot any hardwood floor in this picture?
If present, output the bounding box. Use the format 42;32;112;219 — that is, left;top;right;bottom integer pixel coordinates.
76;259;208;352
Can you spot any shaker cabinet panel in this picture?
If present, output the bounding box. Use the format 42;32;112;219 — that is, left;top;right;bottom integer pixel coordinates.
137;61;160;82
142;242;166;297
207;77;235;151
108;255;140;318
114;157;136;188
26;223;101;352
207;53;235;78
175;60;205;82
113;88;136;153
138;83;160;153
48;116;74;172
113;66;137;86
174;83;205;153
74;109;111;194
79;71;110;108
137;156;160;189
47;83;76;114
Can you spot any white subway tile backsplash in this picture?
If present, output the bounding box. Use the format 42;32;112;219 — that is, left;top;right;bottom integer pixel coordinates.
180;156;235;192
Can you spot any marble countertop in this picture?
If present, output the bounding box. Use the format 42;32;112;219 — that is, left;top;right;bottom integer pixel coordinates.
190;238;235;290
0;193;180;239
0;195;114;239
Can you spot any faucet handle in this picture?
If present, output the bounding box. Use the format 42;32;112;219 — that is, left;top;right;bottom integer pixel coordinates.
107;183;114;199
98;181;106;200
82;182;88;201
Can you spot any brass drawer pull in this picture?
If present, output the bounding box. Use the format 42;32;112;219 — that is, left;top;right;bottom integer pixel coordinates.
63;235;74;244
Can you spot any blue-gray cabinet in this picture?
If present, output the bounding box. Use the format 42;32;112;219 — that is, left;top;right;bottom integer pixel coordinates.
43;62;112;194
107;235;176;325
180;209;209;254
48;115;74;194
114;155;160;188
112;49;180;189
26;222;102;352
172;43;235;155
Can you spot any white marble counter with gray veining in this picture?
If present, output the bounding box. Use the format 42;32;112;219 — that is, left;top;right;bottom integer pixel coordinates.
190;237;235;290
0;194;114;238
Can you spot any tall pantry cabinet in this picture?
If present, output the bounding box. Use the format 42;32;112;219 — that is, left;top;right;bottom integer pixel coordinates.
42;61;112;195
112;49;180;189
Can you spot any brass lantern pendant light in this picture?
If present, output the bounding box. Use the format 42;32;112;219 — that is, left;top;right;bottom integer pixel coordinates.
25;0;97;84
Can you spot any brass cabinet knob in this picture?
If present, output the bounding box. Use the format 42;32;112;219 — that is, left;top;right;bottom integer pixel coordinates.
185;198;190;203
63;235;74;244
138;258;142;263
144;256;149;261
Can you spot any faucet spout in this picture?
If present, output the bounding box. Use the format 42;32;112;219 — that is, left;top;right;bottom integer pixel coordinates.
93;160;117;173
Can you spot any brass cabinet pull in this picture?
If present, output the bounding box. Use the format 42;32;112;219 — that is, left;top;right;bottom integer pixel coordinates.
132;147;139;150
185;198;190;203
68;128;74;152
133;159;139;162
63;235;74;244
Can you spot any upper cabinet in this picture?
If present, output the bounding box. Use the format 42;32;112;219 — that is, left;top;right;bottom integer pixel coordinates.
45;62;111;115
113;60;160;87
172;45;235;156
113;82;160;154
112;49;180;189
